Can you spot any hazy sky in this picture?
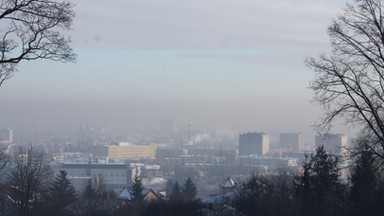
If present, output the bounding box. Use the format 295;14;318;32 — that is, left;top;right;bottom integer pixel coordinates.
0;0;351;136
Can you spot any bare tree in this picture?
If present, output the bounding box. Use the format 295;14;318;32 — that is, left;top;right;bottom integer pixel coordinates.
0;0;76;86
306;0;384;158
7;146;53;216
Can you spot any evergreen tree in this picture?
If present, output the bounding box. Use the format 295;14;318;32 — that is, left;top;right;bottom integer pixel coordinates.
181;177;198;201
47;170;76;215
311;146;343;214
234;174;271;216
294;146;345;216
131;172;144;204
349;146;379;216
294;154;313;216
165;179;174;198
169;182;182;202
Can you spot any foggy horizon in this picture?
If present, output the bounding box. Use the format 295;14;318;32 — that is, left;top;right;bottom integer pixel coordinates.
1;1;383;216
0;0;354;137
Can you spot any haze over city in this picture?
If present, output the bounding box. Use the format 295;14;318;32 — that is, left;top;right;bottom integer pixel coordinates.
3;1;384;215
0;0;351;136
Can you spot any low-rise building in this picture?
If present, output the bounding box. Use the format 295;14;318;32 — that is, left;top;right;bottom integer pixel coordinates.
54;163;135;190
237;155;297;168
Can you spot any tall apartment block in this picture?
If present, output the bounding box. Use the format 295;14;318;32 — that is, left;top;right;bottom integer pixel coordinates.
315;134;348;155
280;133;304;152
159;119;178;133
239;132;269;156
0;128;13;144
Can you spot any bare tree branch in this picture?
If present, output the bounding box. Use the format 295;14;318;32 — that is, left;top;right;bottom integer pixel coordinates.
307;0;384;158
0;0;76;87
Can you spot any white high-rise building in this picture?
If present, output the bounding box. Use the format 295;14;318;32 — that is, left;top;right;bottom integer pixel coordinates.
159;119;178;133
315;134;348;155
280;133;304;152
239;132;269;156
0;128;13;144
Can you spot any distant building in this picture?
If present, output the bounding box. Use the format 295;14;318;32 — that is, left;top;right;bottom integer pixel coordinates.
237;155;298;168
282;152;306;165
280;133;304;152
0;128;13;144
159;119;178;133
239;132;269;156
219;176;236;193
156;148;185;160
187;148;237;163
315;134;348;155
76;122;93;141
108;142;157;160
55;163;134;190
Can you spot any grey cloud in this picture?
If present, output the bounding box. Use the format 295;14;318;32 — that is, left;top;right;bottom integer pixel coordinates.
72;0;343;50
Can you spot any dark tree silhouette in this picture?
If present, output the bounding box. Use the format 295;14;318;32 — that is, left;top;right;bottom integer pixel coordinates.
233;174;272;216
169;182;182;202
131;172;144;205
269;171;296;216
165;179;174;198
349;144;383;216
294;146;345;216
0;0;76;87
294;154;313;216
46;170;76;216
145;178;201;216
306;0;384;159
233;172;297;216
181;177;198;201
144;200;202;216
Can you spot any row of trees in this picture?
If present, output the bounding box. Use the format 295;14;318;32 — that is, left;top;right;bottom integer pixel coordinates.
123;177;200;216
166;177;198;202
232;145;384;216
